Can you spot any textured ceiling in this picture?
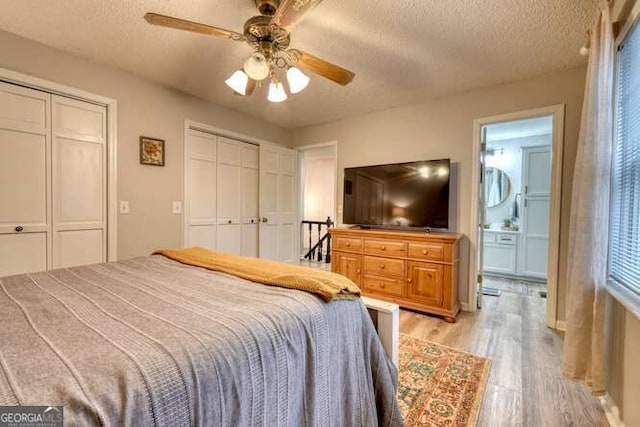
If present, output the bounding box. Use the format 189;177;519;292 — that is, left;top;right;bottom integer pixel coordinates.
0;0;599;129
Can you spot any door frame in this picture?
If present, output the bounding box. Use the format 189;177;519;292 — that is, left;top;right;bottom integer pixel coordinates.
182;120;291;252
0;67;119;262
296;141;338;256
469;104;565;329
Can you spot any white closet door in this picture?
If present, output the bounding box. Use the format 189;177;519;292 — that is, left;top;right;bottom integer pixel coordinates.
0;82;51;276
520;145;551;278
259;144;296;262
241;145;259;257
217;137;242;255
185;130;217;249
51;95;107;268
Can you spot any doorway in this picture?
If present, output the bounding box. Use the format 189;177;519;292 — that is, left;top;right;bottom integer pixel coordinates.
470;105;565;329
297;142;337;262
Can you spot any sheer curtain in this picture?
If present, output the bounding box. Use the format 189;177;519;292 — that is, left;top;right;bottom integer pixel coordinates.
562;3;615;395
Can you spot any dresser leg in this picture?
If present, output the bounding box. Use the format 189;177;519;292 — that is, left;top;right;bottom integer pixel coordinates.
444;316;456;323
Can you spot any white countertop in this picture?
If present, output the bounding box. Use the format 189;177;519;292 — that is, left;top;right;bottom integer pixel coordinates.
483;228;521;234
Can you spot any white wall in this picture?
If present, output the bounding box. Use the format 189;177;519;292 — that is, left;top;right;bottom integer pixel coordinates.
0;30;291;259
292;67;586;311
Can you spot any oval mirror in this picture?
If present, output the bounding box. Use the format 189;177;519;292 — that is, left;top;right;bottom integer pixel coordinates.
485;167;511;208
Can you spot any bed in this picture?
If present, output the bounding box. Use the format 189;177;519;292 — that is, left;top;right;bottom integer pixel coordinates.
0;254;403;426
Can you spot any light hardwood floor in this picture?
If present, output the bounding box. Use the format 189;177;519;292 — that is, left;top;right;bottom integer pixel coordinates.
399;292;608;427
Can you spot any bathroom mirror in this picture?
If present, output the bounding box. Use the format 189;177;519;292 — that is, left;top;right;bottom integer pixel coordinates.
485;167;511;208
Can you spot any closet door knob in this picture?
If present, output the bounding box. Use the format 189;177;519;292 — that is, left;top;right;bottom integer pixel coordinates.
15;226;23;232
228;220;232;224
261;217;268;223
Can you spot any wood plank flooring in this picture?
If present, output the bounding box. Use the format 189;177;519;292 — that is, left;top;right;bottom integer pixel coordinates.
399;292;607;426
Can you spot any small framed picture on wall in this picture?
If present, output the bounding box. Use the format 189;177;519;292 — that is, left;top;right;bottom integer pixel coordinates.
139;136;165;166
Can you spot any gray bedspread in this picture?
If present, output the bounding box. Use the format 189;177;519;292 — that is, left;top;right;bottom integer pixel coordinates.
0;255;403;426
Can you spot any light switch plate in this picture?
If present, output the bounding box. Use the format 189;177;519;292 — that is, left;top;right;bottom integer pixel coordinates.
172;201;182;214
119;201;130;214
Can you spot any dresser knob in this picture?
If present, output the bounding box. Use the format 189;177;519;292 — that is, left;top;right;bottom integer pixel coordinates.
380;264;386;269
422;249;428;255
346;241;351;247
407;277;413;283
380;283;385;289
381;245;386;251
356;269;360;274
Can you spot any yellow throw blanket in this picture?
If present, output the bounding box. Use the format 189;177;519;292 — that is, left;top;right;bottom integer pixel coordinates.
153;247;361;302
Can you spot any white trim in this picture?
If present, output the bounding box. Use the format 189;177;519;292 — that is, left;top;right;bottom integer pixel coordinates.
460;302;470;312
600;394;626;427
470;104;565;330
0;67;118;262
555;320;566;331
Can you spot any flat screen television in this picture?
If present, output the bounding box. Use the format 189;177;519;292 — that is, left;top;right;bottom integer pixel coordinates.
343;159;450;230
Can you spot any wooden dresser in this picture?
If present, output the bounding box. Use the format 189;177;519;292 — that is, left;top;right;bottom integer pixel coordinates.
330;227;461;322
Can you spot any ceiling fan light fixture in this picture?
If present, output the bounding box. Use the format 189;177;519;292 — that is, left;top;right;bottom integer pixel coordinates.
286;67;310;94
243;53;271;81
268;80;288;103
225;70;250;95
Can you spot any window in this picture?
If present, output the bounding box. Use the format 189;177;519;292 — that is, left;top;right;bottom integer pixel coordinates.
609;18;640;309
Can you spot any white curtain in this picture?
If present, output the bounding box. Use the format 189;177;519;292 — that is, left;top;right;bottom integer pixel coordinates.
562;3;615;395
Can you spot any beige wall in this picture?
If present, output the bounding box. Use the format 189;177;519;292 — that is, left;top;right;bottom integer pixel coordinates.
292;67;586;311
0;30;290;259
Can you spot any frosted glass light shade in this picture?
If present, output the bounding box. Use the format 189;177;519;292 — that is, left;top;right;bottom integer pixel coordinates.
268;81;288;103
244;53;270;81
225;70;249;95
286;67;310;94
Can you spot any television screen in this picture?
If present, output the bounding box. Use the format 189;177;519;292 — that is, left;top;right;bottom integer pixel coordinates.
343;159;450;229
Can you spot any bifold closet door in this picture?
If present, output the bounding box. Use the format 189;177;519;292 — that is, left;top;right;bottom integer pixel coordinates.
217;137;242;255
259;144;296;262
185;130;217;249
51;95;107;268
241;144;259;257
0;82;51;276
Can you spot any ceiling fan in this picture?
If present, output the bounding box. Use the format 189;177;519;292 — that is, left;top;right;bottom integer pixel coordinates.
144;0;355;103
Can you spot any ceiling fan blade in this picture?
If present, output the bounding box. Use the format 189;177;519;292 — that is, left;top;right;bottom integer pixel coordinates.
270;0;323;30
144;13;244;41
245;78;258;96
288;49;355;86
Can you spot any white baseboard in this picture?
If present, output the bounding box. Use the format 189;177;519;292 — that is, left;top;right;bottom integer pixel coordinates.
600;394;625;427
460;302;470;311
555;320;566;331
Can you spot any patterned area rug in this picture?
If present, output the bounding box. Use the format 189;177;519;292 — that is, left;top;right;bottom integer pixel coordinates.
398;334;491;426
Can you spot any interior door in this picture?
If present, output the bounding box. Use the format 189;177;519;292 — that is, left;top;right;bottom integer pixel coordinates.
51;95;107;268
0;82;51;276
259;143;296;262
185;130;217;249
216;137;242;255
520;145;551;278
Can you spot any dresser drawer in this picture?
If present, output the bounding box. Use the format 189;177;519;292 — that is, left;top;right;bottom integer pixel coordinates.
364;256;405;278
363;239;407;257
334;236;362;252
363;275;404;297
408;242;445;261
